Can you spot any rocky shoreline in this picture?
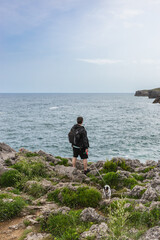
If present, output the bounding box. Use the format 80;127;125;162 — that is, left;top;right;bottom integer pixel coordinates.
135;88;160;104
0;142;160;240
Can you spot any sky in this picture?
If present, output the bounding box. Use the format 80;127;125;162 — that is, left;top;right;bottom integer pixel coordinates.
0;0;160;93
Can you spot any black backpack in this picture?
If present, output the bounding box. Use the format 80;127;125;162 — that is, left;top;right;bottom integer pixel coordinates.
68;127;83;145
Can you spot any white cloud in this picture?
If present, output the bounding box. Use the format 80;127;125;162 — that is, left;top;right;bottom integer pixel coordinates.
77;58;123;65
112;9;144;20
123;22;144;28
140;59;160;65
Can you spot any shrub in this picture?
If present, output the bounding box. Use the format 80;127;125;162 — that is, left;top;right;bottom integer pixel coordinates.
0;170;22;187
11;159;47;179
55;156;69;166
131;173;145;182
103;160;117;173
25;183;46;198
4;159;12;166
123;177;138;189
47;189;60;202
102;159;130;174
129;207;160;228
102;172;119;189
108;199;129;239
48;187;102;208
40;210;92;240
0;195;26;221
142;166;155;173
25;152;39;157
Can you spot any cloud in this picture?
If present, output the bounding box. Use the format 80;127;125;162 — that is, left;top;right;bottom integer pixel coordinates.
112;9;144;20
123;22;144;28
77;58;123;65
140;59;160;65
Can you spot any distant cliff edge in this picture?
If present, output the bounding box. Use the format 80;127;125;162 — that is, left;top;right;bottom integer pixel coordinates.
135;88;160;99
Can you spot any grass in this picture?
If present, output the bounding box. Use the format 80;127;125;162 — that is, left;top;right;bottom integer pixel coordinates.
55;156;69;166
11;158;48;179
25;182;47;198
18;228;33;240
0;169;22;187
40;209;93;240
0;193;26;221
47;186;102;208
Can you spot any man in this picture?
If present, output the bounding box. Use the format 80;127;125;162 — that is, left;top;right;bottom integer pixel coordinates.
69;116;89;174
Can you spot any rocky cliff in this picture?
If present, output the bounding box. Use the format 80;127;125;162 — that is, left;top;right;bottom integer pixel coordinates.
135;88;160;98
0;143;160;240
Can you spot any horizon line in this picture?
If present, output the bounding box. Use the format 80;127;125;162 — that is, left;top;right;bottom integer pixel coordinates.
0;92;135;94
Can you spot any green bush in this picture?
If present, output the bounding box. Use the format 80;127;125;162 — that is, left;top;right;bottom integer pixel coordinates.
47;189;60;202
25;152;39;157
102;159;130;174
55;156;69;166
0;194;26;221
40;210;92;240
103;160;117;173
142;166;155;173
102;172;119;189
129;207;160;228
11;159;47;179
25;183;46;198
48;187;102;208
123;177;138;189
0;170;22;187
131;173;145;182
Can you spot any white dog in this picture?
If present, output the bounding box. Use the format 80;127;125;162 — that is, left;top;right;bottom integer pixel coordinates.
103;185;111;199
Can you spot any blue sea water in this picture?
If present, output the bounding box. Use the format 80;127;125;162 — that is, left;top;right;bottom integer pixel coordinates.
0;93;160;163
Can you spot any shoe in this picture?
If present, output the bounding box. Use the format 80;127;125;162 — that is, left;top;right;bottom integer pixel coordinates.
84;169;90;175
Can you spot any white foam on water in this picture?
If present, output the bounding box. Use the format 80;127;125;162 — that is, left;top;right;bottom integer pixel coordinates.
49;106;59;110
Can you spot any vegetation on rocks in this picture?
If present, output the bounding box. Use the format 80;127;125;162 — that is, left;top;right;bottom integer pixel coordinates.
0;193;26;221
48;186;102;208
0;143;160;240
40;209;93;240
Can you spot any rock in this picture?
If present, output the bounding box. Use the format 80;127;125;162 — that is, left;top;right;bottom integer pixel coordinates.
135;90;149;96
54;165;86;182
149;201;160;210
9;223;25;230
135;203;146;211
24;233;51;240
53;206;71;215
80;222;109;240
125;159;142;169
118;170;131;179
139;226;160;240
38;150;60;164
130;185;146;198
141;187;158;201
145;160;157;166
0;142;16;158
25;179;54;193
24;215;39;225
80;207;106;222
148;89;160;98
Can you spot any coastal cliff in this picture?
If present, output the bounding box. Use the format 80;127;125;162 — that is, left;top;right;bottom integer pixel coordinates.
135;88;160;98
0;143;160;240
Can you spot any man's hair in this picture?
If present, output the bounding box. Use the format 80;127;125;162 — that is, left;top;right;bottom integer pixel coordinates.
77;116;83;124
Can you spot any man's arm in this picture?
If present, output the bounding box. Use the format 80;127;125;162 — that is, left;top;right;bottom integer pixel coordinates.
82;129;89;150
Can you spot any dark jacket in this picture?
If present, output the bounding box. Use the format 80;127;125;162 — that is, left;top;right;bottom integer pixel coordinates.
72;124;89;149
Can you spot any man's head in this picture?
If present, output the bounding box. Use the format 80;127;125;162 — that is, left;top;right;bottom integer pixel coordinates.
77;116;83;125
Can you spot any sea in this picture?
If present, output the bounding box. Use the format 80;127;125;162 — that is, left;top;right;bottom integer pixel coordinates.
0;93;160;163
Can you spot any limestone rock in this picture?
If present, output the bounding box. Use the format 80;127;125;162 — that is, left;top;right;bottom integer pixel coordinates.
81;222;109;240
141;187;158;201
24;233;51;240
80;207;106;222
139;226;160;240
54;165;86;182
130;185;146;198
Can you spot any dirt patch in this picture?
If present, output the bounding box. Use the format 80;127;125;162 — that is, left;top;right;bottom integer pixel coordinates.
0;216;25;240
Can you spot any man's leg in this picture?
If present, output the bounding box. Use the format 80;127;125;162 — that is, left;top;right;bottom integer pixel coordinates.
72;157;77;168
83;159;87;171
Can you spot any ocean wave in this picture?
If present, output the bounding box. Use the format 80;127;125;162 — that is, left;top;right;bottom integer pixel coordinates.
49;106;59;110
